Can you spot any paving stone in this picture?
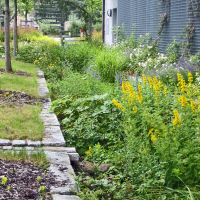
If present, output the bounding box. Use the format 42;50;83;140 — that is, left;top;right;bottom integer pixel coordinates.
40;114;60;126
25;147;35;151
41;102;53;114
37;69;44;78
38;78;47;85
43;147;76;153
42;126;65;146
44;151;71;165
0;139;11;146
27;140;41;147
38;87;49;97
13;147;24;151
52;194;80;200
68;153;79;162
50;185;77;195
12;140;26;146
2;146;13;150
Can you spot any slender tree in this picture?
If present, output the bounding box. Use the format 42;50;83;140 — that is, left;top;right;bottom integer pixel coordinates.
18;0;34;26
4;0;12;72
13;0;18;57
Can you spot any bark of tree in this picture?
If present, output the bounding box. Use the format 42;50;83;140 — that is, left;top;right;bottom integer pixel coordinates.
4;0;12;72
0;0;1;31
13;0;18;57
25;10;27;26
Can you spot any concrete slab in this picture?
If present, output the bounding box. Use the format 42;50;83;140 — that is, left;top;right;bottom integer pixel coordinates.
42;126;65;146
52;194;80;200
40;114;60;126
0;139;11;146
27;140;41;147
12;140;26;146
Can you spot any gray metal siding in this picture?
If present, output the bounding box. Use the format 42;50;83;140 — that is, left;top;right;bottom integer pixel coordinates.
118;0;200;54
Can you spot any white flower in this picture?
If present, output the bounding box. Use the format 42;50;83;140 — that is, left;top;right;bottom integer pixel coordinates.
147;46;152;49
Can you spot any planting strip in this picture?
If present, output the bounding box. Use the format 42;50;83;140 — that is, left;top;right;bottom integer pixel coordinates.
0;69;80;200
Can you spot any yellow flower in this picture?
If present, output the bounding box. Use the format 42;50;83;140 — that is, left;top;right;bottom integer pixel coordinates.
188;72;193;84
34;60;38;65
177;73;182;85
151;135;157;142
137;95;143;104
139;148;146;153
153;83;159;95
112;100;125;111
164;87;167;95
173;110;181;127
126;82;134;94
181;79;187;92
191;101;196;112
122;82;127;94
153;77;158;84
85;146;92;154
181;95;187;107
148;128;154;135
142;74;147;84
198;97;200;111
158;80;163;88
138;85;142;93
132;106;137;113
148;77;153;88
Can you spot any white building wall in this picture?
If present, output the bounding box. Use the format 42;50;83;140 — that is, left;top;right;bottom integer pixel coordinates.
105;0;118;45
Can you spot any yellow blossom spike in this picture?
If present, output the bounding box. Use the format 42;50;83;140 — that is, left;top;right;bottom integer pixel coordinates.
191;101;196;112
142;74;147;84
181;95;187;107
151;135;157;142
188;72;193;83
148;128;154;135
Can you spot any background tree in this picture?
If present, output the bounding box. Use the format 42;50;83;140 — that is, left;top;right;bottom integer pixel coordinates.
13;0;18;57
4;0;12;72
18;0;34;26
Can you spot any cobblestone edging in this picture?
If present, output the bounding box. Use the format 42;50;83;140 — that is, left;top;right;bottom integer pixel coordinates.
0;69;80;200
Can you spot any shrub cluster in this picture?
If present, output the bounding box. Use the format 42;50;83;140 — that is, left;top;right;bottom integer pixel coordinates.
15;30;200;199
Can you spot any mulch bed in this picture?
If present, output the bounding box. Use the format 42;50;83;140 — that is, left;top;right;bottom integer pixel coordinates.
0;69;31;76
0;159;55;200
0;90;49;106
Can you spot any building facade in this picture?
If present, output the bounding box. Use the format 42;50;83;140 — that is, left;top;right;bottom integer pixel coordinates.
103;0;200;53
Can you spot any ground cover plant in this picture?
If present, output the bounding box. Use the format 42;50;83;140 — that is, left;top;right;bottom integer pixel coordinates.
0;59;44;140
16;31;200;199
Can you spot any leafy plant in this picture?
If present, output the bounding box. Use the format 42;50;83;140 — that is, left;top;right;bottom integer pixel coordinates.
1;177;7;186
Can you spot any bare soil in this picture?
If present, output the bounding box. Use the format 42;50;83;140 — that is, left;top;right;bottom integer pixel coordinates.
0;90;49;106
0;159;55;200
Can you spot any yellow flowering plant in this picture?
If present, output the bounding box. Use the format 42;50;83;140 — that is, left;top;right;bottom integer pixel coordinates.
112;72;200;190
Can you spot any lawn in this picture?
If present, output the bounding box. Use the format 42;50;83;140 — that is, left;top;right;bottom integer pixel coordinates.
0;59;39;97
0;59;44;141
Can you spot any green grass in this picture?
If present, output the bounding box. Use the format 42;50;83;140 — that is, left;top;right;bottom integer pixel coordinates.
0;59;39;97
0;149;49;169
0;104;43;140
0;59;44;140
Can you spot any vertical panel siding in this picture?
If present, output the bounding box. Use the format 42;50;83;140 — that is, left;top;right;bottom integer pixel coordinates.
117;0;200;54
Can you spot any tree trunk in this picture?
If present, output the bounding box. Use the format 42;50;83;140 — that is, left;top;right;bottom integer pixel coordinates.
88;20;92;42
13;0;18;57
25;10;27;26
0;0;1;31
4;0;12;72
